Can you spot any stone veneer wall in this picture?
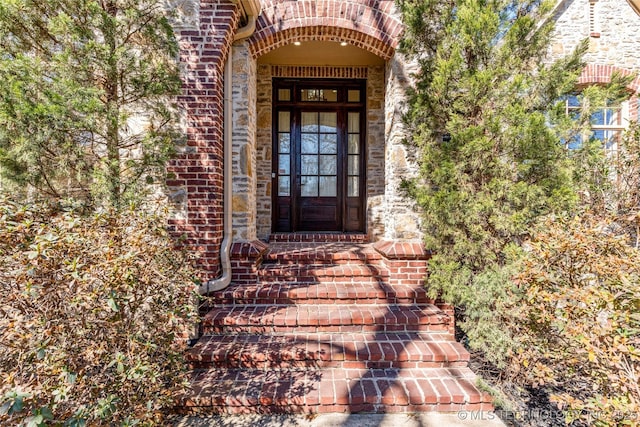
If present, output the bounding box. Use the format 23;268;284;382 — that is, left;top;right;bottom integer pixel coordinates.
382;52;423;241
550;0;640;118
551;0;640;69
231;42;257;240
255;64;272;240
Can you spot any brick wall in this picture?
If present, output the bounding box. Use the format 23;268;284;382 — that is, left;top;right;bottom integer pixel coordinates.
168;0;241;279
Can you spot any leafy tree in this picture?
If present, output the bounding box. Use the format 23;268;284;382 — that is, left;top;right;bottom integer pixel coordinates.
0;0;181;208
514;213;640;425
0;198;198;426
398;1;640;422
397;0;589;363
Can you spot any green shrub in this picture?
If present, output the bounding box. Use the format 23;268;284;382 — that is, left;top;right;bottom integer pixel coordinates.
513;214;640;426
0;198;198;426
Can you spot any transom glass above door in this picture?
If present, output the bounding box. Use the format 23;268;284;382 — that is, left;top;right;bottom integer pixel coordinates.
273;79;366;232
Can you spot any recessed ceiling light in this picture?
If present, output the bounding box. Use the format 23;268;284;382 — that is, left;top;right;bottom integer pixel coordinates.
340;41;348;47
293;41;301;46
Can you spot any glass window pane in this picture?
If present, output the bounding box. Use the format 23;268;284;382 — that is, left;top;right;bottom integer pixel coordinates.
301;134;318;154
591;110;604;126
320;134;337;154
301;155;318;175
319;155;337;175
348;112;360;133
301;112;318;132
319;113;337;132
348;155;359;175
278;154;290;175
278;111;290;132
324;90;338;102
606;108;621;125
348;134;360;154
279;133;290;153
605;131;621;151
567;135;583;150
567;95;580;108
278;89;291;101
301;176;318;197
301;89;338;102
593;129;605;142
319;176;337;197
348;90;360;102
348;177;359;197
278;176;290;196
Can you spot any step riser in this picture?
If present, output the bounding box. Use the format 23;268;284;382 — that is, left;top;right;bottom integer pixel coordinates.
203;324;452;335
213;297;430;305
181;367;492;415
180;403;493;415
185;240;486;414
189;360;469;370
264;258;381;266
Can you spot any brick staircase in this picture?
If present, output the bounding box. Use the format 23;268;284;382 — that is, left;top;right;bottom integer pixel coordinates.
181;234;492;414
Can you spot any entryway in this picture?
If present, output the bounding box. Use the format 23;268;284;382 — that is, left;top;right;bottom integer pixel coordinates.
272;79;366;233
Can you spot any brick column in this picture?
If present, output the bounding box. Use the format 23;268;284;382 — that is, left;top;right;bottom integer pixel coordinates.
168;0;241;280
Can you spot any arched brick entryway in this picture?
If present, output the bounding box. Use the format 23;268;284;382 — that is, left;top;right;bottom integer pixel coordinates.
248;0;403;59
170;0;416;280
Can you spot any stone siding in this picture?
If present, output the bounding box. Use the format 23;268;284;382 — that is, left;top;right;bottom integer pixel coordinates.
231;42;258;240
551;0;640;71
551;0;640;120
382;52;423;241
255;65;273;240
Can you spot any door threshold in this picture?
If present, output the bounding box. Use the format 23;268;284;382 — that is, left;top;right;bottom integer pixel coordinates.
269;232;368;243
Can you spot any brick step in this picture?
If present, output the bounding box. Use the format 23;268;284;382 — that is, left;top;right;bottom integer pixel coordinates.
269;233;369;243
187;332;469;370
210;281;431;305
181;367;493;415
257;263;391;281
264;243;383;265
201;304;452;335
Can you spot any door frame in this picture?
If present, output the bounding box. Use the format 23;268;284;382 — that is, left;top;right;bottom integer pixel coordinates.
271;78;367;233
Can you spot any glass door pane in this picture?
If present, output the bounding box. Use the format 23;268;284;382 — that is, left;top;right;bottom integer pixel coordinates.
300;111;337;198
347;112;360;197
277;111;291;196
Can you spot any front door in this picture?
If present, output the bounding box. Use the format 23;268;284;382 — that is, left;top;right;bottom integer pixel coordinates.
273;79;365;232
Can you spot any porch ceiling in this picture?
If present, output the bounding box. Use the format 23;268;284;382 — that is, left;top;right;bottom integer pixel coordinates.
257;41;384;66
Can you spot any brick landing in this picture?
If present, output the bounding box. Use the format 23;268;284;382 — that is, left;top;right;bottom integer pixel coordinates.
181;238;492;414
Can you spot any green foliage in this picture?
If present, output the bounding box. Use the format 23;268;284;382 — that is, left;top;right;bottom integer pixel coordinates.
400;1;640;423
0;0;182;208
0;197;199;426
513;214;640;425
398;0;586;363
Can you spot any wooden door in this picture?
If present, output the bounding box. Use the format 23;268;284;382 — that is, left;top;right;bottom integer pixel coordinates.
273;80;365;233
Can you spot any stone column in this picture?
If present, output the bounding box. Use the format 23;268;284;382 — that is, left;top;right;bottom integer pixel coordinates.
383;51;423;241
231;41;258;241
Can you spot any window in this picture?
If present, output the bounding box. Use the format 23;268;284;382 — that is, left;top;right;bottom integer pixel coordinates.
564;94;627;154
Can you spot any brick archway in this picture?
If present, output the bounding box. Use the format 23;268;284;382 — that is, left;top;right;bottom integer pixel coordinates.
578;64;640;121
248;0;403;59
579;64;640;92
